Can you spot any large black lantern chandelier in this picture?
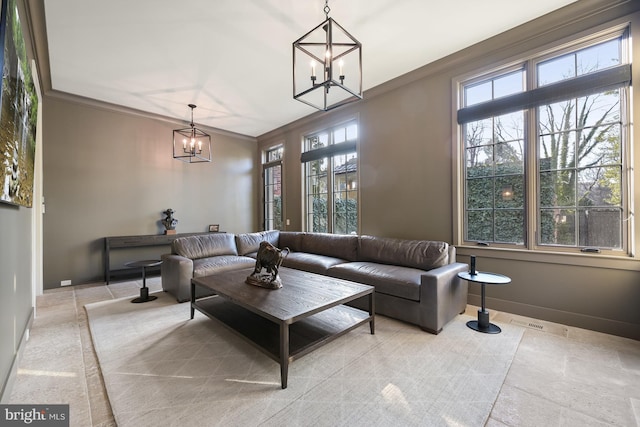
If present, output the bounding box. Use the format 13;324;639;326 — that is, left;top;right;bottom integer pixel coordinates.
293;0;362;111
172;104;212;163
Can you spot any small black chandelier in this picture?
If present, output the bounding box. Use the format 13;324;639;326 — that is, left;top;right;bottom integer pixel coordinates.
293;0;362;111
172;104;212;163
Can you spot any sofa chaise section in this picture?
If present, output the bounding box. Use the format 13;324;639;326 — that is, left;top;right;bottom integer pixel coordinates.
327;235;467;334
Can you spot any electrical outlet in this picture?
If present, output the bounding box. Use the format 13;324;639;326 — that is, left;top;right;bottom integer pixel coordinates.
286;219;290;226
61;280;72;286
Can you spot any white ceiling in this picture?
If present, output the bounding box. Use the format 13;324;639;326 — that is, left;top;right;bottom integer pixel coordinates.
43;0;576;137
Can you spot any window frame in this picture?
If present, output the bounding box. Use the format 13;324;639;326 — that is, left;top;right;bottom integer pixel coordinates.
453;24;633;258
301;119;360;234
262;145;284;231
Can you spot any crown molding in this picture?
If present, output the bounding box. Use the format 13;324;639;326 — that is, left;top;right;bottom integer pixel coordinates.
258;0;639;142
22;0;255;142
46;89;257;142
22;0;51;95
363;0;639;102
24;0;639;144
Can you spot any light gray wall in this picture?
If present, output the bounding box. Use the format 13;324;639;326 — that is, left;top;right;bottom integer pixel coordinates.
1;0;37;401
0;205;33;399
258;1;640;340
42;96;258;288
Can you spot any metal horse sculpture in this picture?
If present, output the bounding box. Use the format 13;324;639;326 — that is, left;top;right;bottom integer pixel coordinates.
245;241;290;289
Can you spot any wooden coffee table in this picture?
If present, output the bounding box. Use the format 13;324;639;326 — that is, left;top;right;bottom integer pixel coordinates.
190;267;375;389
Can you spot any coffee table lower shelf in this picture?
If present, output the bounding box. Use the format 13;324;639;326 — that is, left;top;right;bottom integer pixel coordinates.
192;295;373;388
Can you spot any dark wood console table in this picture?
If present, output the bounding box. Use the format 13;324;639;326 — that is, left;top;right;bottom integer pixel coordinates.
104;232;215;284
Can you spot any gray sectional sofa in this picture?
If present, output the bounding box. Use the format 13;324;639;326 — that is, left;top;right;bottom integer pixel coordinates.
161;230;468;334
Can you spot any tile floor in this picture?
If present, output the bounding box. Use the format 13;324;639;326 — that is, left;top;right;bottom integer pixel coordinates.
6;278;640;427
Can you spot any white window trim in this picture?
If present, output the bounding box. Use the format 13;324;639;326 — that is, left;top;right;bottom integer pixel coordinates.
262;144;284;231
451;20;637;268
301;118;360;234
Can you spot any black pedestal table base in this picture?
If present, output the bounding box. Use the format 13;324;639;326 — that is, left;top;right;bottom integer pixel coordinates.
124;260;162;303
458;271;511;334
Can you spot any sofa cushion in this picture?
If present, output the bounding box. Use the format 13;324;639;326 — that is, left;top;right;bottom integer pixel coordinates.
328;262;422;301
193;255;255;277
279;232;303;252
358;235;449;270
173;233;238;259
235;230;280;256
301;233;358;261
282;252;348;275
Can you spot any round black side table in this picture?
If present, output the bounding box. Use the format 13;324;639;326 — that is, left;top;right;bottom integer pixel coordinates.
458;271;511;334
125;260;162;303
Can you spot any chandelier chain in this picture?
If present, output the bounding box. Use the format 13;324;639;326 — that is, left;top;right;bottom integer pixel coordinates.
188;103;196;127
324;0;330;19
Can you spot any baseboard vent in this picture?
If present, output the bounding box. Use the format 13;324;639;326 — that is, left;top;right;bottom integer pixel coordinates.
510;319;545;331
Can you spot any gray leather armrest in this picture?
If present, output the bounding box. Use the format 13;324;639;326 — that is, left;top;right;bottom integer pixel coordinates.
161;254;194;302
419;262;469;333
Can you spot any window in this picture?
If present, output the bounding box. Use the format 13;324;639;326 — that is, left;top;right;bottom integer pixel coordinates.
457;29;630;254
263;146;283;230
302;121;358;234
463;71;526;245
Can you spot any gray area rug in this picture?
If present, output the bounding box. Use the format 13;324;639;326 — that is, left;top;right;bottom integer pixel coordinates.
86;292;523;426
